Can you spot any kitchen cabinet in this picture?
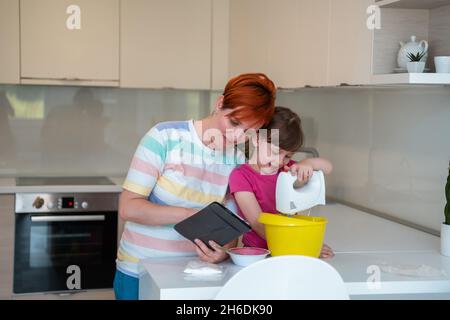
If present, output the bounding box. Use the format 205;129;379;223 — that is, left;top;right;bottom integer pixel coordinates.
120;0;212;90
211;0;230;91
20;0;119;86
0;195;14;299
12;289;114;300
327;0;374;86
228;0;268;80
229;0;330;88
0;0;20;84
266;0;329;88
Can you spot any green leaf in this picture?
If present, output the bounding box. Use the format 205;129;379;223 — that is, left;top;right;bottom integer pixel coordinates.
446;162;450;225
407;51;426;62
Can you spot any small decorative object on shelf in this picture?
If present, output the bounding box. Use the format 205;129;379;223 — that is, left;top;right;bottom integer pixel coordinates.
441;161;450;257
435;56;450;73
406;51;427;73
397;35;428;69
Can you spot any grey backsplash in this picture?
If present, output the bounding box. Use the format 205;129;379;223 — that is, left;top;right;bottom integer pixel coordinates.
1;84;449;231
278;87;450;232
0;85;212;177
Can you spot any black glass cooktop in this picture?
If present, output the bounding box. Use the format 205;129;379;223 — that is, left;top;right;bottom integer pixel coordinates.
15;176;114;186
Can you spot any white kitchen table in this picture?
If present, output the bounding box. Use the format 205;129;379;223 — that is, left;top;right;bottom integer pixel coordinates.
139;203;450;300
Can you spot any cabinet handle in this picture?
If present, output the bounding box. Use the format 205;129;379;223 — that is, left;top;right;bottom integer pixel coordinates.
61;77;82;81
31;215;105;222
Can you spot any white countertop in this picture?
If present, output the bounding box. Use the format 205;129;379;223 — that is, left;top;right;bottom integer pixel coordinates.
139;252;450;299
329;251;450;297
317;202;439;253
0;176;124;194
138;203;448;300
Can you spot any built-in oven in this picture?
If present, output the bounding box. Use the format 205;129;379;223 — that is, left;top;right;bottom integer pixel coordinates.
14;192;118;294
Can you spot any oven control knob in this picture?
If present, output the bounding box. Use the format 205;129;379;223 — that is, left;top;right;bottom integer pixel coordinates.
33;196;44;209
47;202;55;209
81;201;89;209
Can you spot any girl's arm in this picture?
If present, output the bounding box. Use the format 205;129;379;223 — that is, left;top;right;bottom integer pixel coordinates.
299;157;333;174
119;190;197;225
286;157;333;184
233;191;266;240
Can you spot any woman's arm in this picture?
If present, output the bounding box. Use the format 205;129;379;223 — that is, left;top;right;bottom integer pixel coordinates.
119;190;197;225
233;191;266;240
120;190;232;264
194;238;238;263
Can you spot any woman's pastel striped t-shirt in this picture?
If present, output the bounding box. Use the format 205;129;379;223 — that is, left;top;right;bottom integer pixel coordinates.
117;120;245;276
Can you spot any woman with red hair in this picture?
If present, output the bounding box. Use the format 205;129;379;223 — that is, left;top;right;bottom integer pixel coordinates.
114;73;276;299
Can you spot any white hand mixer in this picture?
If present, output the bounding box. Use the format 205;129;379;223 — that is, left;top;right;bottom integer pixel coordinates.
275;170;326;216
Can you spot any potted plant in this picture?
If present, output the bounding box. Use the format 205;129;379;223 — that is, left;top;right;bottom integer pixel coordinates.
442;161;450;257
406;51;426;73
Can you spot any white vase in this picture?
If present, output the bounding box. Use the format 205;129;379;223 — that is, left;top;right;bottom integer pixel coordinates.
441;223;450;257
407;61;425;73
435;56;450;73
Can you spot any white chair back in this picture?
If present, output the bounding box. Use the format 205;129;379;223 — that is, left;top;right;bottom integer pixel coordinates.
215;255;349;300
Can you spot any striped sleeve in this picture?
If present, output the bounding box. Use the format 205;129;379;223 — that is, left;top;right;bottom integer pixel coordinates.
122;127;167;197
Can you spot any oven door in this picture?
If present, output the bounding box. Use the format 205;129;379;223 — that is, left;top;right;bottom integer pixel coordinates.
14;211;117;294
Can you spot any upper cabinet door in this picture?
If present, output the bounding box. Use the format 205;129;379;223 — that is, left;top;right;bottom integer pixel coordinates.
121;0;212;90
229;0;329;88
229;0;269;78
20;0;119;84
267;0;330;88
0;0;20;84
211;0;230;91
327;0;374;86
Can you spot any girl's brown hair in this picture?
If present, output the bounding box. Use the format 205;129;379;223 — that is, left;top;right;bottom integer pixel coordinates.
263;106;304;152
222;73;276;128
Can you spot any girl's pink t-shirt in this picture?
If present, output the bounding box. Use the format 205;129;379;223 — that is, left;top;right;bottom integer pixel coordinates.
229;161;296;249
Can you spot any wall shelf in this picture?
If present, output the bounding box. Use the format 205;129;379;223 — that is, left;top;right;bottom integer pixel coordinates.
371;73;450;85
376;0;450;9
371;0;450;85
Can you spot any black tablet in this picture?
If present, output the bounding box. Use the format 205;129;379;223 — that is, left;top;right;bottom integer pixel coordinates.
174;202;251;247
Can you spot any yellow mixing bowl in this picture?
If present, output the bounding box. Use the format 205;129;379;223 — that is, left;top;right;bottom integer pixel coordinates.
258;213;328;257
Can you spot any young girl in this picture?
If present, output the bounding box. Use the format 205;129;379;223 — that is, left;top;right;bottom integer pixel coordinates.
229;106;334;258
114;73;276;299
